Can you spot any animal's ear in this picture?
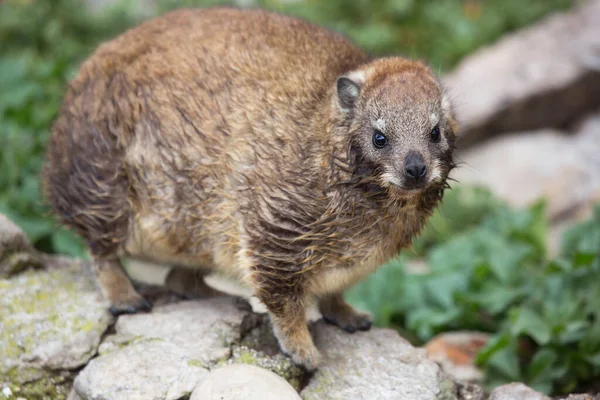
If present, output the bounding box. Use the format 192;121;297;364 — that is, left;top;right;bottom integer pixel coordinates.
336;70;365;111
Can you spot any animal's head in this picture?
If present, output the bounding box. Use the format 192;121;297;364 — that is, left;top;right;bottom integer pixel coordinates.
333;58;457;198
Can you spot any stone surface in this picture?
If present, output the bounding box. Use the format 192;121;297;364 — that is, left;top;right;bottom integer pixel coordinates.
191;364;301;400
224;345;304;391
488;383;550;400
451;112;600;230
301;322;458;400
0;213;41;278
444;0;600;147
71;298;250;400
425;331;490;383
2;214;596;400
456;383;485;400
0;261;113;399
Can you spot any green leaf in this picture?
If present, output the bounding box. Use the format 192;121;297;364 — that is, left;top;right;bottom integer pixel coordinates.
527;348;557;386
486;345;521;381
487;240;530;282
476;332;511;365
510;307;552;345
573;252;596;268
469;284;521;315
587;353;600;367
558;321;588;345
424;273;465;309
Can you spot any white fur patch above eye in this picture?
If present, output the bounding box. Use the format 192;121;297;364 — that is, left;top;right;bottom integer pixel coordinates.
429;113;439;126
346;69;366;85
373;118;386;132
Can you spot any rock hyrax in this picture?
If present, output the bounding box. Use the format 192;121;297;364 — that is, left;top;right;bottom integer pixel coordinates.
43;7;457;370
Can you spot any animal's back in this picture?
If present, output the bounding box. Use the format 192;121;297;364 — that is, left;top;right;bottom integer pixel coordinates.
78;6;368;149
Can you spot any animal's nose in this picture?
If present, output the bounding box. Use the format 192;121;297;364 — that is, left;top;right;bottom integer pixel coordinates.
404;153;427;183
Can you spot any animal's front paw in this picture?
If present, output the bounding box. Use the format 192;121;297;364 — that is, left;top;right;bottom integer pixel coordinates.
108;294;152;316
281;341;322;372
322;308;372;333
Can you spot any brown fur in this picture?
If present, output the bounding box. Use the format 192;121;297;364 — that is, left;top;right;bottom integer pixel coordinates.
42;7;457;369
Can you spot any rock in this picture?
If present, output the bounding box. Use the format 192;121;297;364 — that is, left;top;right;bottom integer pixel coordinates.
425;331;490;383
0;260;113;399
0;213;42;278
191;363;301;400
71;298;252;400
451;112;600;233
560;395;600;400
3;257;595;400
443;0;600;147
0;214;30;257
488;383;550;400
224;345;304;391
2;211;593;400
301;322;458;400
456;382;485;400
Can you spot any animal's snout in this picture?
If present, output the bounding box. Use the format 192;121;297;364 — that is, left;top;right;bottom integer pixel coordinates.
404;152;427;184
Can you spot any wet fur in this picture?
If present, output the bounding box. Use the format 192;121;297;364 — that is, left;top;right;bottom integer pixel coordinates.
42;7;456;369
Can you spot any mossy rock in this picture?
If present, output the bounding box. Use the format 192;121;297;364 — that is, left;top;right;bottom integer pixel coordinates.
0;261;113;400
222;345;305;391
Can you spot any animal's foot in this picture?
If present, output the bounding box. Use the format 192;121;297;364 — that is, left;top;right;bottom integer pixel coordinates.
279;339;322;371
322;305;372;333
108;294;152;316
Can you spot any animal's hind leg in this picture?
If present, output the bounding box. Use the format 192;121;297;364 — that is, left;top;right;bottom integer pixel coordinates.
93;256;152;315
319;292;372;333
164;266;225;299
43;104;150;316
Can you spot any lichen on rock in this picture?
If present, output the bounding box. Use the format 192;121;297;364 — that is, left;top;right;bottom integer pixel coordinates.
70;298;250;400
0;261;113;400
224;345;305;391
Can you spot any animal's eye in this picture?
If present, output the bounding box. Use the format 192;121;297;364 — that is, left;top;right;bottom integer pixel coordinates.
372;130;387;148
430;125;441;143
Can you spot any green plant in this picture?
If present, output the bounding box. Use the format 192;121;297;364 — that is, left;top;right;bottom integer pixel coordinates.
476;207;600;394
348;187;600;395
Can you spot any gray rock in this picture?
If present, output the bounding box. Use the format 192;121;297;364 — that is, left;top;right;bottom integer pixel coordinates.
444;0;600;147
456;383;485;400
301;322;458;400
0;261;113;399
225;345;304;391
191;363;301;400
71;298;250;400
488;383;550;400
0;213;41;278
451;112;600;231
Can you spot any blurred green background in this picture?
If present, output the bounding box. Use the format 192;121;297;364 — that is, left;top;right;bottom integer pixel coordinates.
2;0;599;396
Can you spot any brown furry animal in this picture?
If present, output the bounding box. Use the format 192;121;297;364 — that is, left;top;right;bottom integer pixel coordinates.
42;7;457;370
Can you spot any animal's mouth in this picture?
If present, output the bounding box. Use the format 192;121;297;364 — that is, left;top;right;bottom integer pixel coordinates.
385;175;430;192
387;182;429;197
